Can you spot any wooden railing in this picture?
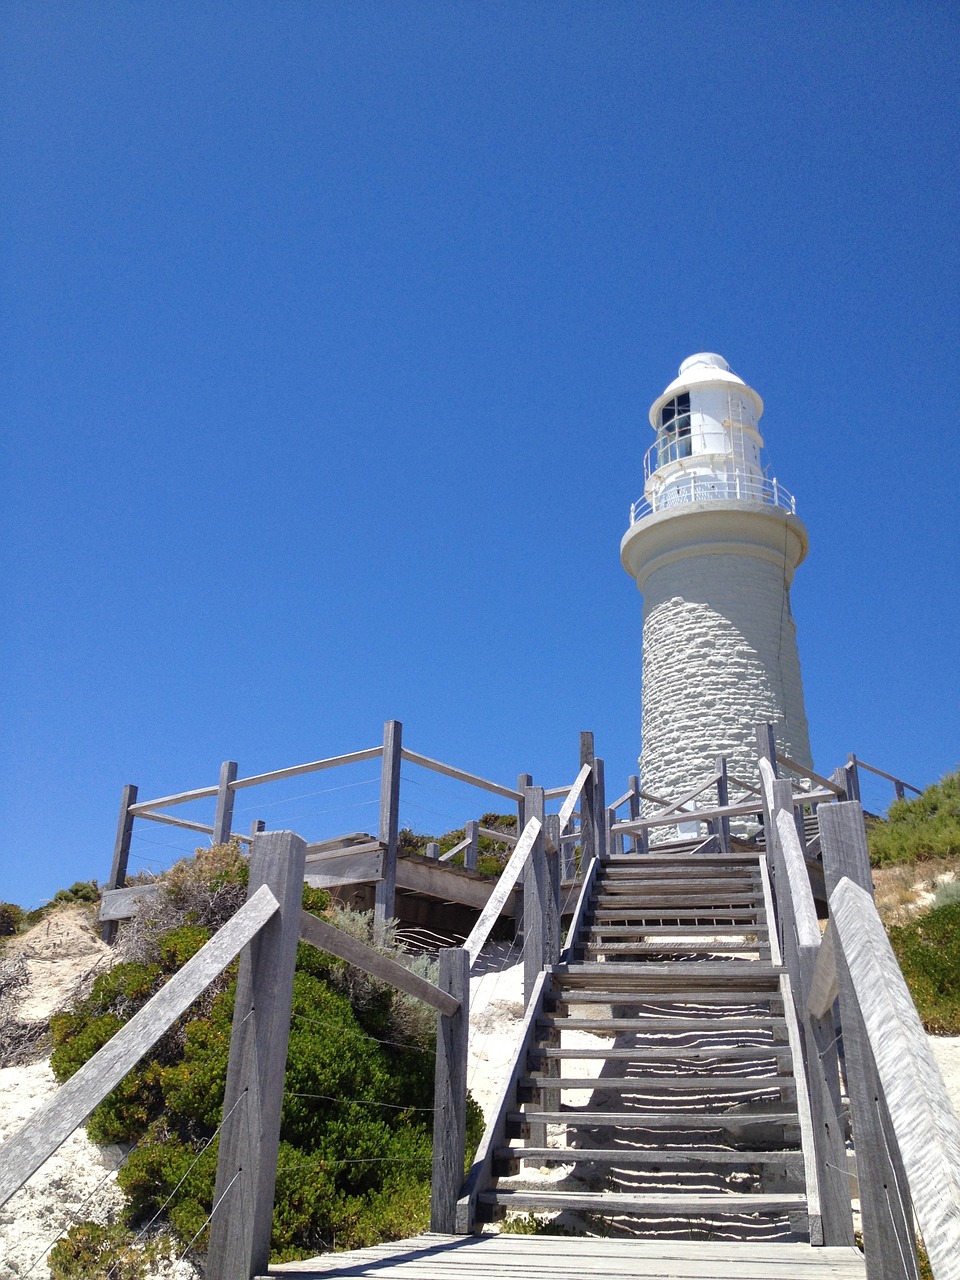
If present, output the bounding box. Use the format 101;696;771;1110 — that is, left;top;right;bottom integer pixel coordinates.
758;752;960;1278
102;722;608;942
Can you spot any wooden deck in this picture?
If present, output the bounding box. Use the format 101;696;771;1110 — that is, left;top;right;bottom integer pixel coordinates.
264;1231;867;1279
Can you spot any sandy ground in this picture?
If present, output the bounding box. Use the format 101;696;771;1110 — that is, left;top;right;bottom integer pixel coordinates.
0;909;199;1279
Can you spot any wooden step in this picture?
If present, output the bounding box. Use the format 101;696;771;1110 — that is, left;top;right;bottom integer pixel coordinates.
583;931;762;942
539;1016;786;1033
509;1110;799;1129
553;990;783;1005
553;961;781;986
592;898;762;914
578;942;773;952
598;876;760;891
529;1045;793;1063
585;917;761;929
478;1189;806;1215
496;1146;801;1166
522;1076;796;1094
603;853;761;867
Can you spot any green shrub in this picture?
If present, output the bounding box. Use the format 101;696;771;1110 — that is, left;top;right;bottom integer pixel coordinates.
869;770;960;866
51;880;100;905
55;847;483;1262
889;900;960;1033
933;880;960;909
49;1222;175;1280
0;902;23;936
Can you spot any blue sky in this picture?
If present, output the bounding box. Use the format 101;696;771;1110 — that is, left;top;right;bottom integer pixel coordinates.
2;2;958;908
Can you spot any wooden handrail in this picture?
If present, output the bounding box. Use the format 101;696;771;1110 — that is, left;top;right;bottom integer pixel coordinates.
557;764;591;836
129;746;385;813
653;771;722;818
775;752;844;797
299;911;459;1015
854;756;922;795
0;883;280;1209
400;748;522;801
477;825;518;846
463;818;541;966
830;877;960;1277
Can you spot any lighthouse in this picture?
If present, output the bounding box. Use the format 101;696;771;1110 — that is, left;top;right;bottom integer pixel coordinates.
620;353;813;812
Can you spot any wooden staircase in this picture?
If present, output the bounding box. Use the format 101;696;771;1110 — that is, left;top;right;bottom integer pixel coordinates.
475;844;816;1237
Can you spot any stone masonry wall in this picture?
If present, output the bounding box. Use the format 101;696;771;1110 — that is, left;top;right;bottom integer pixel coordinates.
640;551;812;813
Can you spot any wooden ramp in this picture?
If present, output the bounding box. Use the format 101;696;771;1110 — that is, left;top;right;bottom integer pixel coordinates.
264;1230;866;1278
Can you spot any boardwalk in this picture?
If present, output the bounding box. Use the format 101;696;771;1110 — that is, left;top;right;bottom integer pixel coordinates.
265;1231;867;1278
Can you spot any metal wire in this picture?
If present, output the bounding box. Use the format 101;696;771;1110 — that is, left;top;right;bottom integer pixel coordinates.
290;1010;434;1056
21;1153;133;1278
175;1166;242;1263
284;1091;435;1112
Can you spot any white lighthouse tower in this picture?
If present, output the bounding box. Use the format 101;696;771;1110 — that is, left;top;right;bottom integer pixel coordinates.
620;353;813;810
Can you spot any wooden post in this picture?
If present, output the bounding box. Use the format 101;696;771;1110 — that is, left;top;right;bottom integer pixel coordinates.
430;947;469;1233
835;944;918;1279
523;786;550;1147
522;787;547;1007
544;813;562;930
426;841;440;860
755;722;778;778
715;757;731;853
464;820;479;872
628;774;641;854
844;754;861;804
819;801;873;898
579;733;595;871
207;830;307;1280
102;784;138;945
212;761;238;846
249;818;265;842
594;757;606;859
375;720;402;929
515;774;532;940
765;777;852;1246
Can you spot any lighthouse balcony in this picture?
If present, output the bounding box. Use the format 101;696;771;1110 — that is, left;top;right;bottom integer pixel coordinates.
629;473;797;524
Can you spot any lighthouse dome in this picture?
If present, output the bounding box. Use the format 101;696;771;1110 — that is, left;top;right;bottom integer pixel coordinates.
649;353;764;429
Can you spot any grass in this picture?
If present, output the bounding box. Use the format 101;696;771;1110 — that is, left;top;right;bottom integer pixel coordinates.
888;899;960;1033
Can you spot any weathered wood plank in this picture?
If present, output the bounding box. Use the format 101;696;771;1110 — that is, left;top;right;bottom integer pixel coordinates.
304;850;383;889
101;783;138;944
401;749;522;801
818;802;873;898
299;910;458;1015
229;746;384;791
463;818;541;967
557;763;592;835
430;948;470;1231
477;824;518;846
0;884;279;1210
464;820;480;871
133;809;216;836
263;1229;868;1279
394;856;518;914
99;882;163;922
832;876;960;1280
776;753;844;796
807;921;838;1020
207;834;306;1280
212;759;239;845
374;720;402;927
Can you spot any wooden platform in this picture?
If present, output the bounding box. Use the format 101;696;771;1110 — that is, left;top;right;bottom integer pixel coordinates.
264;1231;867;1279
